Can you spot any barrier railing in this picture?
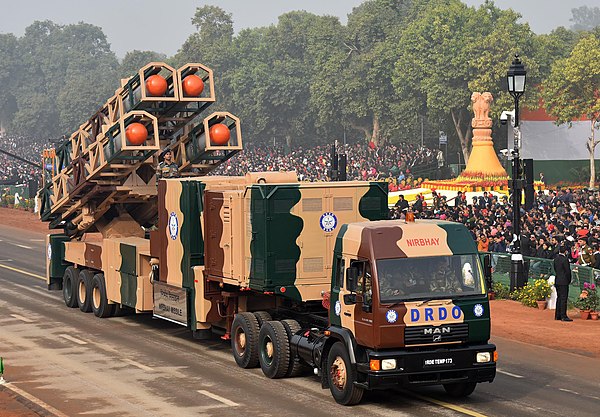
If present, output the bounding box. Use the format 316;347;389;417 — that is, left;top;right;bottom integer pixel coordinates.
487;252;600;303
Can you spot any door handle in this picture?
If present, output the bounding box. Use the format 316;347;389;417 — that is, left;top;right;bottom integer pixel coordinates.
343;312;351;317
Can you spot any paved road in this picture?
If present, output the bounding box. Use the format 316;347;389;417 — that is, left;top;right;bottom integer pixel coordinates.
0;226;599;417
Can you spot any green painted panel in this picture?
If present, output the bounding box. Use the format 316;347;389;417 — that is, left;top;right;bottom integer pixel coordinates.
531;160;600;185
249;184;302;295
48;234;70;278
120;272;137;308
120;243;137;276
454;298;490;342
359;182;389;220
180;181;205;290
438;222;478;255
329;224;349;326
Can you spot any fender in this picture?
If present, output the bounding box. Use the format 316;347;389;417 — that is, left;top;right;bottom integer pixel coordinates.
324;325;358;364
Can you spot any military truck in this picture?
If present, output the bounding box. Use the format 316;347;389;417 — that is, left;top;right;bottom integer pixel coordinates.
42;62;495;406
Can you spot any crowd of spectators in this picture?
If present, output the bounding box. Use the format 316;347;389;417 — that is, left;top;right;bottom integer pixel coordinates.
211;142;438;185
393;188;600;266
0;133;46;184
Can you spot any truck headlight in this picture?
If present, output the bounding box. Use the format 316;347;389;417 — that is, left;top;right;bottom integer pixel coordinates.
381;359;396;370
476;352;491;363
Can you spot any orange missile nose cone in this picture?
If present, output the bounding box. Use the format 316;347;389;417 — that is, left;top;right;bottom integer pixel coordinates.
145;74;168;96
209;123;230;145
125;122;148;145
182;74;205;96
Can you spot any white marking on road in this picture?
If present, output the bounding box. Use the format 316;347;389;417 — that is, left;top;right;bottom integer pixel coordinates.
10;314;34;323
123;359;153;371
12;243;33;249
0;382;69;417
12;283;57;300
197;390;239;407
0;259;13;262
59;334;87;345
29;239;44;242
559;388;579;395
497;369;525;379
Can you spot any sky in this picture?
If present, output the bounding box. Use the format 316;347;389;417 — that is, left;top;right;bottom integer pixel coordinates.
1;0;599;58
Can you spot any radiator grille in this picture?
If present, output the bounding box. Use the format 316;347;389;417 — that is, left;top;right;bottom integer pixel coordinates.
404;323;468;345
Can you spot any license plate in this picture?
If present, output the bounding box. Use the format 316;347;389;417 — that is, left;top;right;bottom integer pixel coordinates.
424;358;453;366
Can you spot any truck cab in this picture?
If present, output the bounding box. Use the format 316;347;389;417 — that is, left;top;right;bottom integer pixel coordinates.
319;218;496;404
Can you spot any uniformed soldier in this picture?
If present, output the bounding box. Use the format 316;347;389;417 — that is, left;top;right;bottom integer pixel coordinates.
578;237;595;266
156;148;180;181
430;260;463;293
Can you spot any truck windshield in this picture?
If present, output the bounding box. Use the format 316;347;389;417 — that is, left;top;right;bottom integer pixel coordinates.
376;254;485;303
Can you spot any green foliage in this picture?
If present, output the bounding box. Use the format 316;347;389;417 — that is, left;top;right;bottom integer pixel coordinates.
513;279;552;307
575;282;599;311
542;34;600;188
492;281;510;299
119;50;167;79
570;6;600;32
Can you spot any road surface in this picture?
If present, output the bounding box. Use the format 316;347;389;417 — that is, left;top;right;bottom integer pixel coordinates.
0;225;599;416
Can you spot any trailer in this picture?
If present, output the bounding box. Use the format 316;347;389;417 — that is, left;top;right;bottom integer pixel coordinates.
42;62;496;406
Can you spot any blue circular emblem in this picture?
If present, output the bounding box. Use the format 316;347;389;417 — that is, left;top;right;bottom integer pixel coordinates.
386;309;398;323
168;212;179;240
473;304;484;317
320;212;337;232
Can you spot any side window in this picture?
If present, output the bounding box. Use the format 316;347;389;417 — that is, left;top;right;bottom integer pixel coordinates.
335;257;344;289
363;263;372;307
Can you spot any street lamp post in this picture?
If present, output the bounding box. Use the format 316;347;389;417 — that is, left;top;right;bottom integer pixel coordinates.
507;54;527;291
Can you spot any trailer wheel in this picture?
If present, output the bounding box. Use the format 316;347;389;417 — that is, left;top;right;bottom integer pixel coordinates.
327;342;364;405
253;311;272;327
231;312;260;368
258;321;290;379
443;382;477;398
281;319;306;377
91;273;115;318
77;270;94;313
62;266;80;308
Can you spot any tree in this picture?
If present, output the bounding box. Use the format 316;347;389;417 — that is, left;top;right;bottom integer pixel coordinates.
0;34;18;132
312;0;412;146
533;27;580;80
571;6;600;32
393;0;536;162
542;35;600;189
119;50;167;79
11;21;118;137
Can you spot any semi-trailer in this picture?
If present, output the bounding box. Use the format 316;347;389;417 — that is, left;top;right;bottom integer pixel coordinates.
41;62;496;406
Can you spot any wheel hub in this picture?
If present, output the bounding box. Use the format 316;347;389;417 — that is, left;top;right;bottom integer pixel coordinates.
330;356;347;389
266;340;274;358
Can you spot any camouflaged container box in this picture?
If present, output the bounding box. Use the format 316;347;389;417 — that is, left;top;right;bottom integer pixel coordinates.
204;181;388;302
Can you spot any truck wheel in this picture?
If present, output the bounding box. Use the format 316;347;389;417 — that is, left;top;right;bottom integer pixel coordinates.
443;382;477;398
253;311;272;327
327;342;364;405
62;266;80;308
77;270;94;313
281;319;306;377
258;321;290;379
231;312;260;368
91;273;115;318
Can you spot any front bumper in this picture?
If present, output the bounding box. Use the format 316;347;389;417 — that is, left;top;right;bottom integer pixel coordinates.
356;343;496;390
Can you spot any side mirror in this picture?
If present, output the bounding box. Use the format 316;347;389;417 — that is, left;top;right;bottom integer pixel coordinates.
346;267;358;292
483;254;493;290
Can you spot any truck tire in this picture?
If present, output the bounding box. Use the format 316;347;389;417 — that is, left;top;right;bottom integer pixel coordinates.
326;342;364;405
443;382;477;398
91;273;115;318
253;311;272;327
258;321;290;379
62;266;80;308
281;319;306;377
231;312;260;369
77;269;94;313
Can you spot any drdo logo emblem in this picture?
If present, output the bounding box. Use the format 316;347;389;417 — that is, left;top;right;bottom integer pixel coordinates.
473;303;484;317
386;309;398;323
169;212;179;240
320;212;337;232
334;300;341;316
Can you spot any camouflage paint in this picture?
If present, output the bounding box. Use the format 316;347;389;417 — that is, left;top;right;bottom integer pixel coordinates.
119;243;137;307
249;184;303;299
46;234;70;286
359;182;389;220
